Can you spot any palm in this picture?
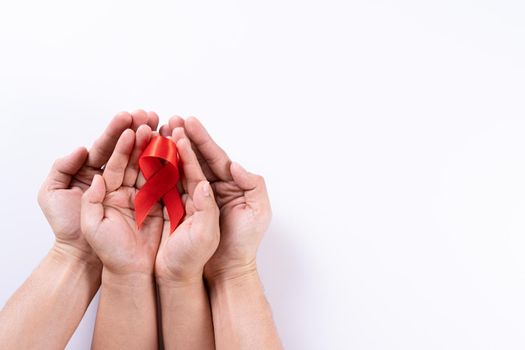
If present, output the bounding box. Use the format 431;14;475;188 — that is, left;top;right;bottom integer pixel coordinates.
157;222;201;280
50;167;99;237
157;202;216;280
86;186;163;274
212;181;259;260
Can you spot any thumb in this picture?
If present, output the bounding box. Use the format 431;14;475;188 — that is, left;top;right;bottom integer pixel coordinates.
230;162;271;213
81;174;106;235
190;180;220;245
42;147;88;192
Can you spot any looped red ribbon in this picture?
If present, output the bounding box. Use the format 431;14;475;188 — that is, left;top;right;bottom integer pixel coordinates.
135;136;184;233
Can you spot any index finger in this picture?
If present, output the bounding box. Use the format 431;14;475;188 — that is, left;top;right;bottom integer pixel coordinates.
86;112;133;168
175;136;206;197
184;116;233;181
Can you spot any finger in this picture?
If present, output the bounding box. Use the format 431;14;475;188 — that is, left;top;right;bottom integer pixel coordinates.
124;125;152;187
169;115;185;132
130;109;149;130
147;111;160;131
103;129;135;192
159;115;184;137
171;128;190;189
230;162;271;220
86;112;133;168
43;147;88;191
184;116;233;181
159;125;171;137
81;174;106;235
175;136;206;197
172;127;217;181
190;180;220;246
171;126;187;143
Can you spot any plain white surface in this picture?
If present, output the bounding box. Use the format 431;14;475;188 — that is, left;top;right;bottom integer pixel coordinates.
1;1;525;349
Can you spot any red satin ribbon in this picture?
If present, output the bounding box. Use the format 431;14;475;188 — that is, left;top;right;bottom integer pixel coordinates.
135;136;184;233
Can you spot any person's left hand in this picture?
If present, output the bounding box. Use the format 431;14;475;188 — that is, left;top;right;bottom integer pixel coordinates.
155;129;220;285
38;110;159;264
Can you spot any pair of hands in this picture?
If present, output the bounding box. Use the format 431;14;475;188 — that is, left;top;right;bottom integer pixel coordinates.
38;110;271;287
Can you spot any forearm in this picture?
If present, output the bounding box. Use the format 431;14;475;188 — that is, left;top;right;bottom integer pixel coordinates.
0;242;102;349
158;277;215;349
92;269;158;350
208;264;282;350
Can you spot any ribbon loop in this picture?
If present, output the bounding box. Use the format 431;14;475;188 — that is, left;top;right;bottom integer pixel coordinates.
135;136;184;233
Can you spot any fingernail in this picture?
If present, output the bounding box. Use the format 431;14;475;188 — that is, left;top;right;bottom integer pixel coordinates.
202;181;210;196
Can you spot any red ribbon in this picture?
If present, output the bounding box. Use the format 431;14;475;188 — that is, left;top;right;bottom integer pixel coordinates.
135;136;184;233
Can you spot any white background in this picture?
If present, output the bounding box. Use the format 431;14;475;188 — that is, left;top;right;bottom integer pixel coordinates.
1;1;525;349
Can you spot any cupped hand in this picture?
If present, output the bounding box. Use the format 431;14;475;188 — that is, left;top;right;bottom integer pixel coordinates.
155;129;220;284
161;117;272;280
80;125;164;275
38;110;159;263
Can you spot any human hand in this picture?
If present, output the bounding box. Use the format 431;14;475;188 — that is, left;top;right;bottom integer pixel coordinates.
155;129;220;285
80;125;163;276
161;117;272;281
38;111;159;264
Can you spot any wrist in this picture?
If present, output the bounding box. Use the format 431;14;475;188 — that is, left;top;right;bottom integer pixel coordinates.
156;269;205;289
51;241;102;270
205;260;258;288
102;268;156;289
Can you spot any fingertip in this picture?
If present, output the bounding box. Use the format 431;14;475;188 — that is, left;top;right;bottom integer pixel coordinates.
185;116;200;126
201;180;211;197
94;173;106;188
92;173;102;185
172;127;186;142
169;115;184;130
76;146;89;154
137;124;152;137
159;125;170;137
116;128;136;155
87;174;105;201
114;111;133;125
130;109;149;130
70;146;89;161
121;128;136;140
132;108;147;117
136;125;152;148
194;180;217;211
231;161;247;175
230;162;261;191
147;111;160;130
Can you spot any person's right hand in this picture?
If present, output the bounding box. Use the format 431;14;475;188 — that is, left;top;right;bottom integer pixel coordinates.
38;110;159;264
162;117;272;281
80;125;163;276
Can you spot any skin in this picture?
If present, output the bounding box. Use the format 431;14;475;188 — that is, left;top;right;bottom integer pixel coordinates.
81;124;163;350
155;129;220;350
0;110;158;349
161;117;283;349
82;114;220;350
